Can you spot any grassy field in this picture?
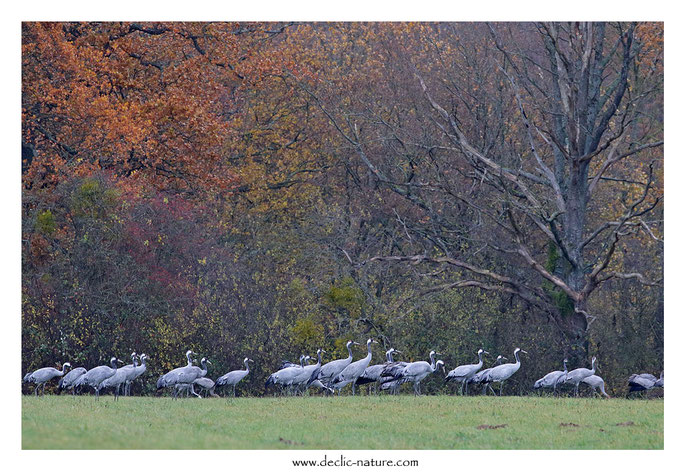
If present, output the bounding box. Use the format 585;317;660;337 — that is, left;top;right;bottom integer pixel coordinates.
22;395;663;449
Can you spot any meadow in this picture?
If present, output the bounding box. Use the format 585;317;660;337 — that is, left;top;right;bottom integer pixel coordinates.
22;395;663;449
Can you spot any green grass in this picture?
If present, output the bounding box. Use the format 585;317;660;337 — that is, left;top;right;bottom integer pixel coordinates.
22;395;663;449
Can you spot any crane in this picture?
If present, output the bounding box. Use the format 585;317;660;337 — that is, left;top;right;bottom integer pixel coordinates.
468;355;507;395
76;357;123;399
24;362;71;396
483;348;527;396
99;352;137;400
355;348;400;393
125;353;148;396
331;338;378;395
628;371;662;393
173;357;211;399
265;355;309;395
58;366;87;395
215;358;253;396
383;350;444;395
445;348;488;395
310;341;358;389
581;374;610;398
157;350;195;392
533;359;568;395
379;350;407;394
565;356;597;396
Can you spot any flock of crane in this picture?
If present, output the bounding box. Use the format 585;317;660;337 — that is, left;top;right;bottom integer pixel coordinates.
22;340;664;399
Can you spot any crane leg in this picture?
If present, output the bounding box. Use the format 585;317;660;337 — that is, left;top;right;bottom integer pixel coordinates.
352;383;356;396
499;383;503;396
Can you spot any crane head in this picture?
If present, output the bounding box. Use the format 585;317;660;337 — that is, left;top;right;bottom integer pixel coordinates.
63;362;71;370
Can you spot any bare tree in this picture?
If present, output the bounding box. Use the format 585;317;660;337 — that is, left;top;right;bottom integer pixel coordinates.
303;22;663;355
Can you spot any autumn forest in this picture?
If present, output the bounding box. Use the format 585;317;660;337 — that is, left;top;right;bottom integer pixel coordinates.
21;22;663;395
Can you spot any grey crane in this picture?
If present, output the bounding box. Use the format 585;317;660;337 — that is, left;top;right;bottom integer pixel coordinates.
157;350;195;391
565;356;597;396
628;371;662;393
355;348;400;393
266;355;310;395
215;358;253;396
58;366;87;395
484;348;527;396
175;377;219;398
384;351;445;395
468;355;507;395
125;353;148;395
445;349;488;395
379;350;408;394
331;338;378;395
533;359;568;394
173;357;211;399
654;371;664;388
99;352;136;400
24;362;71;396
581;375;610;398
77;357;123;399
311;341;359;389
297;349;327;394
120;352;140;396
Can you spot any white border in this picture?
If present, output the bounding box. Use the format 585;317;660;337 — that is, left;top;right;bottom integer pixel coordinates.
3;1;680;471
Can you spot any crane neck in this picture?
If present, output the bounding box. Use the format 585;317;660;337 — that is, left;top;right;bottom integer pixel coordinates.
346;343;354;360
476;351;484;367
244;359;250;372
513;350;521;365
316;350;322;366
387;351;394;363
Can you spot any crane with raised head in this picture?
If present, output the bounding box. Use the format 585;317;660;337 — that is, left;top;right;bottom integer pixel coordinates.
215;357;253;396
331;338;378;395
76;357;123;399
58;366;86;395
355;348;400;393
157;350;195;392
125;353;148;395
533;359;568;395
383;350;444;396
173;357;211;399
99;353;137;400
24;362;71;396
265;355;309;395
565;356;597;396
483;348;527;396
310;341;358;389
469;355;506;395
445;348;488;395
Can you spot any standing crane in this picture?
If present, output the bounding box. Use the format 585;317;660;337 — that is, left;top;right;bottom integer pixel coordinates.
58;366;87;395
173;357;211;399
310;341;358;389
468;355;507;394
383;350;445;396
331;338;378;395
445;349;488;395
355;348;400;393
125;353;148;396
77;357;123;399
24;362;71;396
565;356;597;396
533;359;568;395
379;350;408;394
581;375;611;398
157;350;195;392
99;352;137;400
265;355;309;395
483;348;527;396
215;358;253;396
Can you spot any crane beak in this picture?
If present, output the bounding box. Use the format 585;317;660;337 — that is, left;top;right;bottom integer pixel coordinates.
207;360;212;364
353;342;361;346
394;351;402;355
484;351;490;355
